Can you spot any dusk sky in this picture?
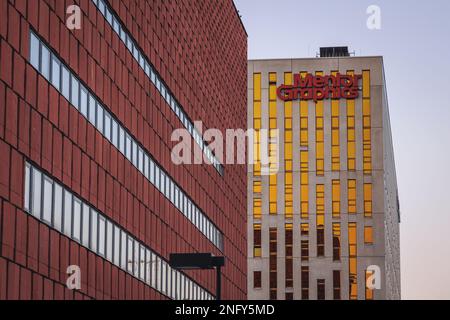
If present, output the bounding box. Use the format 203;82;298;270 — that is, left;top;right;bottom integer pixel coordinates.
234;0;450;299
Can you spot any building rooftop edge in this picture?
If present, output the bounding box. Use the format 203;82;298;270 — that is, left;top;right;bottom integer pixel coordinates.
248;56;384;62
232;0;248;37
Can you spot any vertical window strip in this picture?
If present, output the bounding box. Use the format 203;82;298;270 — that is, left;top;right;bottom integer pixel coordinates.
300;150;308;219
332;179;340;218
91;0;223;175
253;223;261;257
347;70;356;171
348;222;358;300
23;162;214;300
285;223;293;288
315;71;324;176
362;70;372;175
269;227;277;300
28;30;223;251
284;73;293;219
316;184;325;256
331;70;340;171
268;73;277;215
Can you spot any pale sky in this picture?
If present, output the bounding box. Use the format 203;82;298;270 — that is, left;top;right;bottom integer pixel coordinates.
234;0;450;299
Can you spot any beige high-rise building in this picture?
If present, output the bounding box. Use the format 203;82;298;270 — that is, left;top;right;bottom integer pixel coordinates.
247;48;401;300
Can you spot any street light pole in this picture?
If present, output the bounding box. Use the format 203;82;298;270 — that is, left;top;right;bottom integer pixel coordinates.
169;253;225;300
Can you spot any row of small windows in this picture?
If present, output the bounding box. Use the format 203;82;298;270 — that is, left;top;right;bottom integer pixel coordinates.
29;30;224;251
24;162;214;300
91;0;223;175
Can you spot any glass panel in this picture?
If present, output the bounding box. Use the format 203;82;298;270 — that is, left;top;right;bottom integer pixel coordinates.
97;103;104;134
70;76;79;109
24;163;31;212
151;252;157;288
125;134;131;160
42;176;53;224
140;245;145;280
104;112;111;141
149;159;155;184
114;225;120;266
41;44;50;80
144;154;149;179
119;126;125;155
30;32;40;70
98;216;106;256
134;240;139;276
132;141;137;167
80;87;88;118
151;69;156;84
72;197;81;241
61;66;70;100
111;119;118;148
51;56;60;90
32;168;42;218
127;236;133;273
145;249;151;285
90;209;98;252
88;94;96;125
63;190;72;236
106;220;113;261
82;204;90;247
53;183;63;232
121;230;127;269
138;147;144;173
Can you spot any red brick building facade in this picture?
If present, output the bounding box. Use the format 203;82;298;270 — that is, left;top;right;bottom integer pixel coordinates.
0;0;247;300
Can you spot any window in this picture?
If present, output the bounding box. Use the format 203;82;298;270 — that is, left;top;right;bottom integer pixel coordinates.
30;32;40;69
132;140;138;167
53;183;63;231
364;183;373;217
24;163;31;212
80;86;88;117
121;230;127;269
300;150;308;218
347;70;356;170
106;220;113;261
72;197;81;241
104;113;111;141
139;245;145;281
145;249;151;286
269;227;277;300
315;71;325;176
348;180;357;214
366;270;374;300
61;66;70;100
149;159;155;184
349;222;358;299
32;168;42;218
98;216;106;256
119;126;125;155
301;266;309;300
127;235;134;273
317;279;325;300
88;94;96;124
332;180;340;218
51;55;61;90
316;184;325;256
63;190;72;236
285;223;293;288
97;103;104;134
301;240;309;261
364;226;374;244
138;147;144;173
333;223;341;261
134;238;139;277
300;223;309;236
41;44;50;80
42;176;53;224
90;209;98;252
114;225;120;266
111;119;118;148
333;270;341;300
125;133;131;160
362;70;372;174
71;75;79;109
82;204;90;247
